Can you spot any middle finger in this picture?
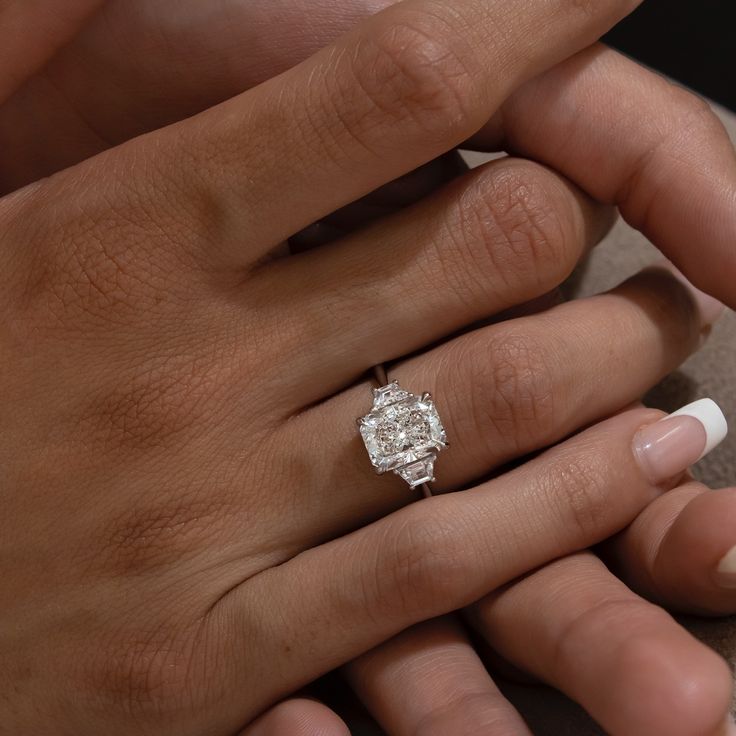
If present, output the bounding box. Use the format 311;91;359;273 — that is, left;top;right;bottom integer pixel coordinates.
255;156;611;405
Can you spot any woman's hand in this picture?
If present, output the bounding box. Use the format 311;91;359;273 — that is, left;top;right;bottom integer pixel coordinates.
3;0;736;313
1;1;734;734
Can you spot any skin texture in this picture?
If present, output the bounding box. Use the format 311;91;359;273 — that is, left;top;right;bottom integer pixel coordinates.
1;2;735;735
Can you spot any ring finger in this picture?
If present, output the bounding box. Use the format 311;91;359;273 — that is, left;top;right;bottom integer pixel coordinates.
277;261;720;545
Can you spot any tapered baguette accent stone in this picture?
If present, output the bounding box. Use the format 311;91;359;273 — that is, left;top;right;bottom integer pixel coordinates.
396;456;436;487
359;382;447;488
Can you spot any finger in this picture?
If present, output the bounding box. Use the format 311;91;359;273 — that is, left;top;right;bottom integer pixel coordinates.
152;0;643;266
470;553;734;736
279;262;717;542
607;481;736;617
471;44;736;309
214;403;726;712
240;698;350;736
0;0;104;103
344;617;532;735
257;157;612;402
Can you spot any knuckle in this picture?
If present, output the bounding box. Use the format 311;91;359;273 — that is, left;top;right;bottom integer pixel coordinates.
543;451;609;540
443;164;576;298
348;10;482;143
669;86;725;139
459;330;556;455
375;507;466;617
552;597;647;676
413;691;509;736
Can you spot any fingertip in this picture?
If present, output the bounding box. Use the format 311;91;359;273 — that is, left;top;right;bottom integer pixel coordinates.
611;624;733;736
242;698;350;736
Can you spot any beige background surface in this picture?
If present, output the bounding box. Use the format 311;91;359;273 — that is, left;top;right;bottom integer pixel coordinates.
349;102;736;734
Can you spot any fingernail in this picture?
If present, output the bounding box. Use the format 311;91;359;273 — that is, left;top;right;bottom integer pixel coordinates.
716;546;736;589
633;399;728;484
651;260;726;328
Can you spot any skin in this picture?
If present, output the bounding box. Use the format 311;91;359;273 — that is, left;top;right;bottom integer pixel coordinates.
0;1;735;734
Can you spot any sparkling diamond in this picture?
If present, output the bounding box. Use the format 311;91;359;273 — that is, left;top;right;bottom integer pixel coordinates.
372;381;410;408
359;384;447;484
396;456;436;488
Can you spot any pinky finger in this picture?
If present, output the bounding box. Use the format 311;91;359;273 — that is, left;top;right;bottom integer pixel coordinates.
240;698;350;736
344;616;532;735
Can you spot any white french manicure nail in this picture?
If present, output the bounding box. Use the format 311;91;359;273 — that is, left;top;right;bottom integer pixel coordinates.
633;398;728;483
669;399;729;461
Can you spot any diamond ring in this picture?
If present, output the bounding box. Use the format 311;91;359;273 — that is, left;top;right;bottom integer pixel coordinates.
358;370;448;493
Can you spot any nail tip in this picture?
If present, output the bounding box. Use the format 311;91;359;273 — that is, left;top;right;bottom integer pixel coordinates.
670;398;728;460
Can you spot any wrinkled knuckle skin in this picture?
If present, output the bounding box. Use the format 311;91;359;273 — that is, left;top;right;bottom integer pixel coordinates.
543;453;609;541
374;510;465;617
458;330;556;457
443;165;576;300
412;692;511;736
670;85;727;140
347;9;482;146
552;597;647;677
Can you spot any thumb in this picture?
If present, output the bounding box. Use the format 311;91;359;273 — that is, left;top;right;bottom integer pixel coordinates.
0;0;105;103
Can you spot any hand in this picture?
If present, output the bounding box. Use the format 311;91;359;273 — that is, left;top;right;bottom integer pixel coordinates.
2;0;736;314
1;2;734;735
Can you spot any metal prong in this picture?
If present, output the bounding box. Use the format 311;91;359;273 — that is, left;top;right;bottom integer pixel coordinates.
373;364;389;387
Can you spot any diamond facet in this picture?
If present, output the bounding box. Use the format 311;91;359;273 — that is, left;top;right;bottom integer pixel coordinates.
359;382;447;487
396;456;436;487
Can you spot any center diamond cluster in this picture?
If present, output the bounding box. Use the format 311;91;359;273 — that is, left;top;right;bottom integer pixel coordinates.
375;408;432;456
359;382;447;487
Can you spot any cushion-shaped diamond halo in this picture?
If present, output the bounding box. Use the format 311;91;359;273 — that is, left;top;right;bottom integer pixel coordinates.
358;381;448;488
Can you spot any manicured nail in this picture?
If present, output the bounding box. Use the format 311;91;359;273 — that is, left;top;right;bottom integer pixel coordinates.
716;546;736;589
650;260;726;329
633;399;728;484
